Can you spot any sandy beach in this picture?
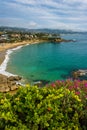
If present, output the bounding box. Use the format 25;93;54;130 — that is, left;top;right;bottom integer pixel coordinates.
0;39;43;65
0;51;6;65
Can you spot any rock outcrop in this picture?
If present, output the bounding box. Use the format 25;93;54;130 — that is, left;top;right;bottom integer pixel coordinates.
72;70;87;79
47;37;75;43
0;74;22;93
54;38;73;43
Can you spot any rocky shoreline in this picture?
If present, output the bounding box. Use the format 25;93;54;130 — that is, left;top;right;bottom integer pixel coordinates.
72;69;87;79
0;74;22;93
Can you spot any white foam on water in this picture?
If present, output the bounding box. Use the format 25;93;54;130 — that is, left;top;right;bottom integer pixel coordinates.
0;45;23;77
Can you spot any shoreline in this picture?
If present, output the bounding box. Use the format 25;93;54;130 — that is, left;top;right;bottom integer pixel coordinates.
0;39;43;77
0;51;6;65
0;39;43;65
0;39;45;93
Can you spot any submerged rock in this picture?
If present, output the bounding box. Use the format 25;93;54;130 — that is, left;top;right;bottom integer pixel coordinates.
33;79;50;87
34;81;42;87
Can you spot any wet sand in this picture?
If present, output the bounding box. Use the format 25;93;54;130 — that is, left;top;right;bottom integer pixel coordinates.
0;51;6;65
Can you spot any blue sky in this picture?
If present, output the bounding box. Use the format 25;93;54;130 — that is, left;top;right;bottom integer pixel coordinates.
0;0;87;31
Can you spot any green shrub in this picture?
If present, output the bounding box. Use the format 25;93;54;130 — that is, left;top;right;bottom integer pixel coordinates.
48;79;87;129
0;84;83;130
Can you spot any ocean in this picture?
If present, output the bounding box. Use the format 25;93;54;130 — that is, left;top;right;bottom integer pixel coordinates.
6;33;87;84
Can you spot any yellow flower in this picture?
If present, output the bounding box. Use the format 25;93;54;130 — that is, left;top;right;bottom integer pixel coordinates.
1;99;4;104
68;107;73;111
74;95;81;102
66;89;70;94
15;97;20;101
59;94;64;98
19;86;22;89
26;84;30;87
74;126;79;130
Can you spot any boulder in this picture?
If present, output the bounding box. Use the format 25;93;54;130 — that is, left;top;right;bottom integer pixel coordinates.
0;87;6;92
0;74;22;93
0;85;10;93
8;76;22;81
8;81;16;87
10;85;18;91
72;69;87;79
5;87;10;92
0;83;8;88
0;74;7;84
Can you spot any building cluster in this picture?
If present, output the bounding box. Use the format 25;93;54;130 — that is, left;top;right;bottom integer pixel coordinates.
0;31;38;43
0;32;9;43
0;30;60;43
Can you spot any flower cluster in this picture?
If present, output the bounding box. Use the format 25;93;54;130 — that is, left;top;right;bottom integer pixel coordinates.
50;79;87;100
49;79;87;121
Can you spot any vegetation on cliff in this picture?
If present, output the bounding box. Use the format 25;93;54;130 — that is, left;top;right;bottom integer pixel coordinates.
0;79;87;129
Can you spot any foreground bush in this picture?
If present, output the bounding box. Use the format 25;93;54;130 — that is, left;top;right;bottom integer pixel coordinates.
0;82;85;130
49;79;87;129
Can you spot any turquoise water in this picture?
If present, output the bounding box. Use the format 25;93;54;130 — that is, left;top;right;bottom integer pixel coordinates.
7;33;87;83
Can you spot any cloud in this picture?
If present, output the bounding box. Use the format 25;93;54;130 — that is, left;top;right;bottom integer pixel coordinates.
0;17;38;28
0;0;87;30
29;21;37;27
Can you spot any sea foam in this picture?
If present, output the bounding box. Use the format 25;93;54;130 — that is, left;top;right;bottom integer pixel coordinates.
0;45;23;77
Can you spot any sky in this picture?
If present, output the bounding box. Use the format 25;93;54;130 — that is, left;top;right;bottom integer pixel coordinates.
0;0;87;31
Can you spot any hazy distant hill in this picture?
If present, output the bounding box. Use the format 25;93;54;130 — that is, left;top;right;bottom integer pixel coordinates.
0;26;86;34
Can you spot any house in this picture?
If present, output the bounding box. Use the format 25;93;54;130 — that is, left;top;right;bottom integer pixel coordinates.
0;34;9;43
